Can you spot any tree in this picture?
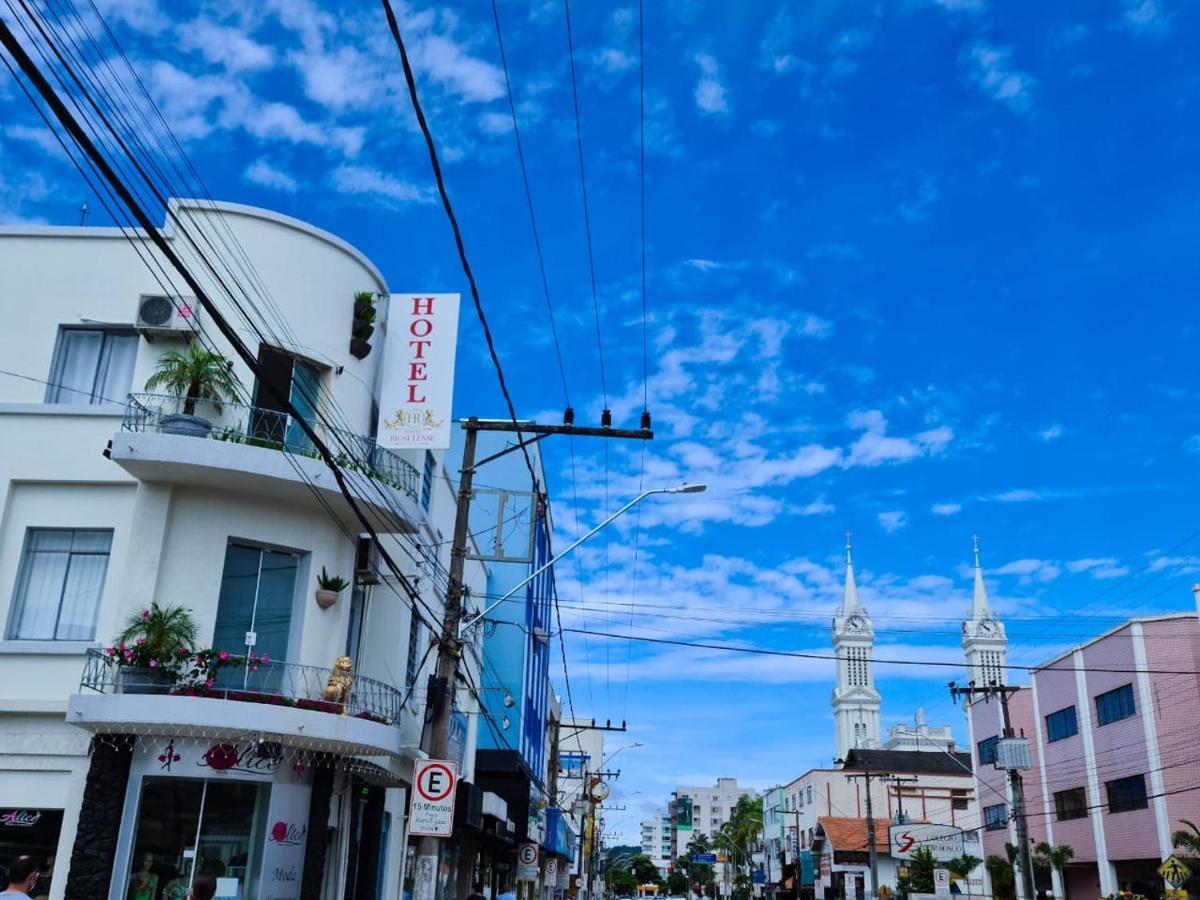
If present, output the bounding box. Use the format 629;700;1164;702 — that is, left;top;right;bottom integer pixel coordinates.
144;341;241;415
908;847;937;894
667;872;689;895
632;854;665;887
986;854;1016;900
947;854;981;885
1034;843;1074;899
609;863;637;897
1173;819;1200;860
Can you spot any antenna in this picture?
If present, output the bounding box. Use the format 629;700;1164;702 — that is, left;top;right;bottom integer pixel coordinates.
78;201;89;226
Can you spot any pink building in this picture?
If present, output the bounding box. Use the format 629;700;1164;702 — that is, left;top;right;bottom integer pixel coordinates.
966;611;1200;898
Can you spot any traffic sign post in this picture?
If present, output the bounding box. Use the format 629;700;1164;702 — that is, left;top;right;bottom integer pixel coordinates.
408;759;459;837
934;868;951;897
1159;856;1192;889
517;843;540;883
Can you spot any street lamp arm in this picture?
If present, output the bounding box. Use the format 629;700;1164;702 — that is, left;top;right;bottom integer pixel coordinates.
457;484;704;637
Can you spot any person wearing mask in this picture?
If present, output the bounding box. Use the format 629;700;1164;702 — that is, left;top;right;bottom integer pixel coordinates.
1;857;40;898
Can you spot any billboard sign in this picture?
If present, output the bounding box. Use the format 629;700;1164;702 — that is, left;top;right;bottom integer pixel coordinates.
889;824;965;861
676;797;693;829
378;293;460;449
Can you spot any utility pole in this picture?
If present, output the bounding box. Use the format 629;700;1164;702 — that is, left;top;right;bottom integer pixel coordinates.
843;763;887;900
950;682;1035;900
887;776;919;824
412;417;653;900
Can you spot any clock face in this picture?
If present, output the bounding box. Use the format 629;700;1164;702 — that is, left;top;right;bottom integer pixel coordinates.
979;619;996;634
846;615;866;631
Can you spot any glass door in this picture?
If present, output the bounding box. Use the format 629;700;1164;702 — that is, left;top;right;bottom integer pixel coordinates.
213;544;299;690
284;361;320;453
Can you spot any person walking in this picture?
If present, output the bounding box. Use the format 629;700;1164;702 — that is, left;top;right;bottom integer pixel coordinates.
467;881;488;900
1;857;40;898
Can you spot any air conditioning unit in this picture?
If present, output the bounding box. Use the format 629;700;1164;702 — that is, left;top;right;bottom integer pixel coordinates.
355;536;381;585
135;294;200;336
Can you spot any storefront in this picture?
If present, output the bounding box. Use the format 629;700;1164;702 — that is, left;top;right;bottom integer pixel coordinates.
2;807;65;897
109;737;312;900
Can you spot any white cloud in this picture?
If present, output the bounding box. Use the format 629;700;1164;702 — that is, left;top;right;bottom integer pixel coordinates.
992;558;1062;583
806;243;862;261
1122;0;1170;37
1066;557;1130;579
330;165;434;207
932;502;962;516
4;124;63;157
93;0;168;33
899;175;940;222
845;410;953;467
410;34;505;103
478;112;513;135
961;41;1035;115
180;18;274;72
800;314;834;340
244;159;299;193
992;488;1043;503
800;497;835;516
934;0;986;11
878;510;909;533
1038;424;1064;441
693;53;729;115
1184;435;1200;454
595;48;635;73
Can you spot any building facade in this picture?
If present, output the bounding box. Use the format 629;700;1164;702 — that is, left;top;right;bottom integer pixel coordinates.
831;542;881;760
639;814;672;878
0;201;487;900
670;778;758;857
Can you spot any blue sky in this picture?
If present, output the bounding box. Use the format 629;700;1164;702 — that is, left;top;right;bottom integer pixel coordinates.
3;0;1200;842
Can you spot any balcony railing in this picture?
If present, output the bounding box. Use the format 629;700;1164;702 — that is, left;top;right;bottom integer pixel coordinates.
121;392;419;502
79;648;405;726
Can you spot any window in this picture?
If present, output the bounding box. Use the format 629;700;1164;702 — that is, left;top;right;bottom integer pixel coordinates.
7;529;112;640
1096;684;1136;726
420;451;436;512
1106;774;1148;813
405;618;422;688
46;327;137;406
806;785;812;804
1054;787;1087;821
984;804;1007;831
1045;706;1079;742
978;735;1000;765
952;788;970;811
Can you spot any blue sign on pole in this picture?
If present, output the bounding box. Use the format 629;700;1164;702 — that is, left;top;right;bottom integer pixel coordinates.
752;869;766;885
800;851;814;887
692;853;717;865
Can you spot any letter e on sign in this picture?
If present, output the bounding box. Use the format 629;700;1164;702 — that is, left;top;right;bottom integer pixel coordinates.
409;759;459;836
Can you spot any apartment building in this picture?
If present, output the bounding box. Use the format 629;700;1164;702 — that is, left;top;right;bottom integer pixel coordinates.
640;813;673;877
669;777;757;858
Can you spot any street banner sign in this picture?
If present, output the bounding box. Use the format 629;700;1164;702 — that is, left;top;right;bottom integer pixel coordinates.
889;824;965;861
408;759;458;836
692;853;717;864
1159;856;1192;888
377;293;461;449
517;843;539;882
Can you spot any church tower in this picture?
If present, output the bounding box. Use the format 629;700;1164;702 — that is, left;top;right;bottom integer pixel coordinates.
962;535;1008;687
832;534;881;759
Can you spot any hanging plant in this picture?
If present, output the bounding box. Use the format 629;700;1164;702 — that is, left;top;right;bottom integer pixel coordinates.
350;291;376;358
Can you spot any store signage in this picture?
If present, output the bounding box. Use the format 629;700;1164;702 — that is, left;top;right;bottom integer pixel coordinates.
409;759;459;837
260;781;311;900
197;742;280;777
377;293;461;449
1;810;41;827
889;824;965;861
517;843;539;882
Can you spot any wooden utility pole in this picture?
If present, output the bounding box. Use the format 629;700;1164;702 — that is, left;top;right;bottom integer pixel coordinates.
843;764;887;899
411;416;652;900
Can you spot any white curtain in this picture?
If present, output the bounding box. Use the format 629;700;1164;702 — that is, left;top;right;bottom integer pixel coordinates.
94;332;138;406
47;329;102;403
8;530;111;640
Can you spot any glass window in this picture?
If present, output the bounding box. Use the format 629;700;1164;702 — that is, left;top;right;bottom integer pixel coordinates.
984;804;1007;831
420;451;436;512
806;785;812;804
1054;787;1088;820
0;807;64;895
1106;774;1148;813
7;528;112;640
1045;706;1079;742
212;545;298;682
1096;684;1136;726
978;735;1000;765
46;327;137;406
405;618;422;689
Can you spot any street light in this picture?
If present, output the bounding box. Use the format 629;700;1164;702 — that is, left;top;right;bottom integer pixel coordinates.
458;483;707;637
604;741;645;767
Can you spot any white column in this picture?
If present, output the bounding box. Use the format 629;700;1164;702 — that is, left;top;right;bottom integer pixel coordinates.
1132;624;1173;893
1074;649;1116;895
963;700;992;898
1029;674;1061;899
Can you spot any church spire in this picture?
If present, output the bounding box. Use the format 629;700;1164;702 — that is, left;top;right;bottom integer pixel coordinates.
971;533;991;620
842;530;861;614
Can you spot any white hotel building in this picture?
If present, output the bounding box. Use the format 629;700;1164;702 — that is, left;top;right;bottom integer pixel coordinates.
0;201;488;900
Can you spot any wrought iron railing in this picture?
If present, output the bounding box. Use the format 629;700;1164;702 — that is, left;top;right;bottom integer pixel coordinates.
122;393;419;501
79;648;405;725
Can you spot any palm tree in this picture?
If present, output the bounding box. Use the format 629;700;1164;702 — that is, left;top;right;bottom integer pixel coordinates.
1034;843;1074;899
948;854;981;881
1172;819;1200;859
145;341;241;415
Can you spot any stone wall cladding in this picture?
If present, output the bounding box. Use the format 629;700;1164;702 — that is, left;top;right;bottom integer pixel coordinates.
64;734;135;900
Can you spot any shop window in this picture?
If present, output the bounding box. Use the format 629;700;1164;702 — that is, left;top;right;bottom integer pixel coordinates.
1054;787;1088;821
46;326;137;406
978;735;1000;765
1106;774;1148;813
984;804;1007;831
1045;706;1079;742
1095;684;1136;726
0;807;64;895
7;528;112;640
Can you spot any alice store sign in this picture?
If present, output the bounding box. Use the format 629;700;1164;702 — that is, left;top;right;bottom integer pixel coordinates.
126;739;312;900
377;293;461;450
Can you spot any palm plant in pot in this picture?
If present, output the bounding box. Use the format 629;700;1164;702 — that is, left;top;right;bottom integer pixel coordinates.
316;566;350;609
349;291;376;359
106;602;199;694
144;341;242;436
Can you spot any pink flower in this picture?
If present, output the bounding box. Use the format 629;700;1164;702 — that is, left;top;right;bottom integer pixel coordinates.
261;653;270;663
104;647;115;656
117;642;126;651
148;659;157;668
123;650;133;659
206;678;214;688
142;610;150;619
218;650;230;661
136;637;146;645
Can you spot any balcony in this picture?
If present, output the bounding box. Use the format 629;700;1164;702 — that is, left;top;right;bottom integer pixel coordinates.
68;648;421;760
111;393;422;532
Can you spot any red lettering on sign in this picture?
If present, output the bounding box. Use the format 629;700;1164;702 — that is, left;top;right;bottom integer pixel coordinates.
409;340;431;359
410;318;433;338
407;384;427;404
409;362;428;381
412;296;435;316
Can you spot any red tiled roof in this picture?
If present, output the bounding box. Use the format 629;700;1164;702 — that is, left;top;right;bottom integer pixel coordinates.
817;817;890;854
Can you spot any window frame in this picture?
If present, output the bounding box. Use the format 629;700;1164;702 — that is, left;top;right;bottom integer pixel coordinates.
1095;684;1136;726
6;527;113;641
1053;787;1088;821
983;803;1008;831
978;735;1000;765
1105;774;1148;814
1045;705;1080;742
45;325;138;406
420;450;436;512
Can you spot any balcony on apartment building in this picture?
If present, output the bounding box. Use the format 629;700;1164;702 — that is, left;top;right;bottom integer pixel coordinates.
112;393;422;532
68;647;423;761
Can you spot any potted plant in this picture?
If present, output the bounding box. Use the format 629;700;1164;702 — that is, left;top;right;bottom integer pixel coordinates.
106;603;198;694
349;291;376;359
316;566;350;609
144;341;242;436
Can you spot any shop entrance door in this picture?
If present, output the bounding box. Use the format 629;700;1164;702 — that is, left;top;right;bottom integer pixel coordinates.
213;544;299;690
127;778;267;900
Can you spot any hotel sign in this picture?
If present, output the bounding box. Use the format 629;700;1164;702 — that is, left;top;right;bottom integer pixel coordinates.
378;293;461;449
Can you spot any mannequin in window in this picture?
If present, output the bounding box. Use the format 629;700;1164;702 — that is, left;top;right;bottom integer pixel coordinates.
127;855;158;900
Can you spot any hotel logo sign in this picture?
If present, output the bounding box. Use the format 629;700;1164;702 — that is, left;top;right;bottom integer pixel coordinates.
378;294;461;450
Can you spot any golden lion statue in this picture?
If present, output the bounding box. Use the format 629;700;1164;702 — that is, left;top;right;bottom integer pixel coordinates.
323;656;353;712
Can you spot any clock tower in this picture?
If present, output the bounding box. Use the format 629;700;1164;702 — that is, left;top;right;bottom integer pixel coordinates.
962;535;1008;687
832;534;881;759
